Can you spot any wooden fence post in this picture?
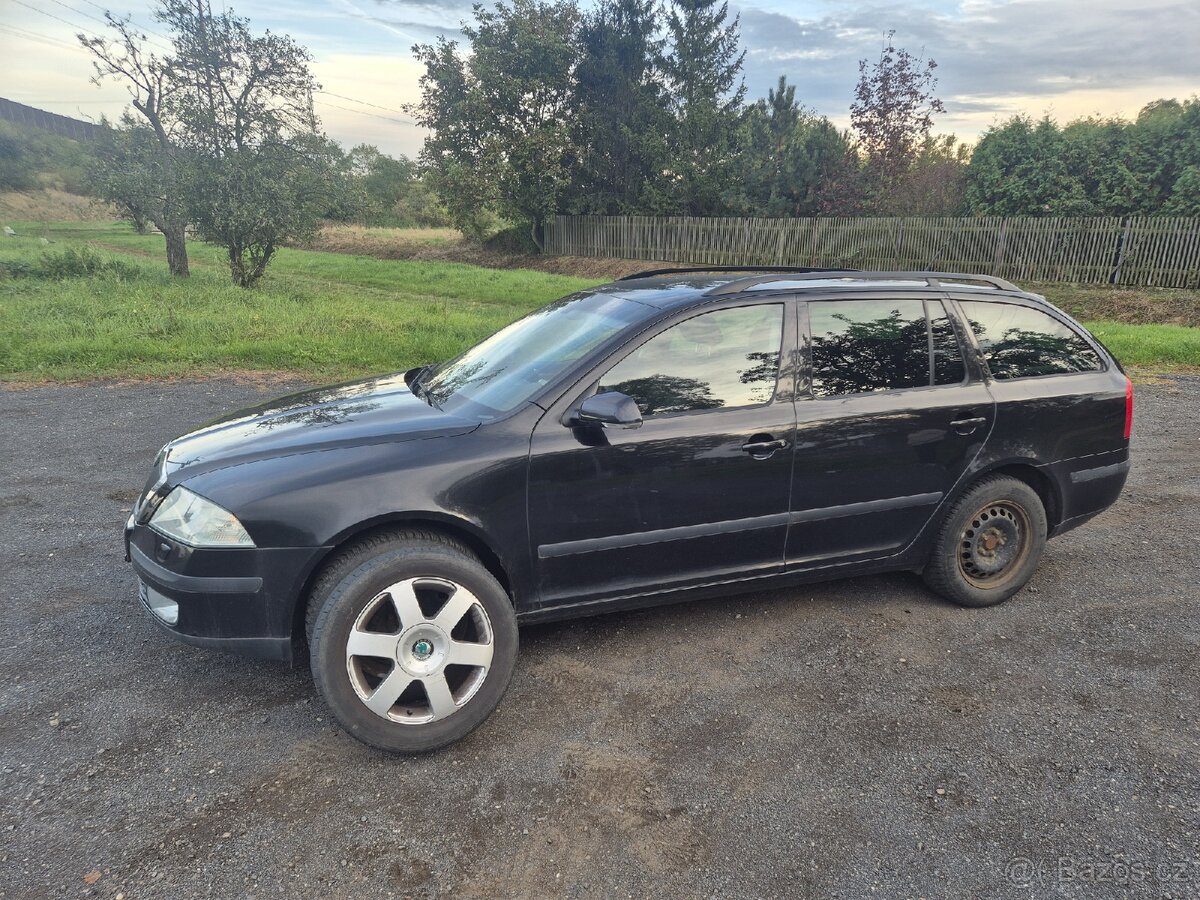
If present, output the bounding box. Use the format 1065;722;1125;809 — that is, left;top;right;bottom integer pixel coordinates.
992;219;1008;274
1111;218;1132;285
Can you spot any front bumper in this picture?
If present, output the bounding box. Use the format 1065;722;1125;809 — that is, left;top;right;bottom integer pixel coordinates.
127;521;327;665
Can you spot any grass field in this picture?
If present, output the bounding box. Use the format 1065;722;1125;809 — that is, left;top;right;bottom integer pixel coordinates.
0;223;600;382
1;221;1197;383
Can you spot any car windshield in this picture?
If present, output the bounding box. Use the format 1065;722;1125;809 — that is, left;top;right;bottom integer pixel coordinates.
418;291;650;419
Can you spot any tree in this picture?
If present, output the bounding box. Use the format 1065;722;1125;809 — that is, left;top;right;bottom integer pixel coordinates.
80;14;191;275
1163;166;1200;216
965;116;1091;216
1128;98;1200;214
411;0;581;248
190;133;344;286
339;145;450;227
89;115;188;238
659;0;746;215
82;0;339;286
734;76;852;216
1060;118;1139;216
879;134;969;216
570;0;671;213
160;0;335;286
850;31;945;208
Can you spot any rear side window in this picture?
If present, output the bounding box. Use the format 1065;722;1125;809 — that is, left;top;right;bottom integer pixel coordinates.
598;304;784;416
808;298;965;397
959;301;1101;380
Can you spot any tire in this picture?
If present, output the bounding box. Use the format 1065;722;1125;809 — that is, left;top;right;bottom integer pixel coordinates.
307;529;518;753
923;475;1048;608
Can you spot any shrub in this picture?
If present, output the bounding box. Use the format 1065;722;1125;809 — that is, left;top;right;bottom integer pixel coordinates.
0;246;142;281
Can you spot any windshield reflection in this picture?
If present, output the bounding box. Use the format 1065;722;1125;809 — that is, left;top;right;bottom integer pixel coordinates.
420;292;649;419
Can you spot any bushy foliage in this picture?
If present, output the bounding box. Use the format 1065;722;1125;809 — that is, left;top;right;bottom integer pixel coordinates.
412;0;582;247
966;100;1200;217
82;0;346;285
0;121;93;194
342;144;451;228
0;245;141;281
730;77;855;217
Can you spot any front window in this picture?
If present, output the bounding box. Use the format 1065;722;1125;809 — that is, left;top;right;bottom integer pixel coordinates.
419;292;649;419
597;304;784;416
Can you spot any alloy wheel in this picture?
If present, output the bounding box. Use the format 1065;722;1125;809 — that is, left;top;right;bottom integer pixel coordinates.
345;577;494;725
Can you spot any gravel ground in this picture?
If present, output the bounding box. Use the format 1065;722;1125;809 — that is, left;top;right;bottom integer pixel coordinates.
1;376;1198;900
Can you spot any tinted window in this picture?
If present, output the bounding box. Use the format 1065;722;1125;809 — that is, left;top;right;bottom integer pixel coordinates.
810;298;930;397
960;301;1101;379
598;305;783;416
930;301;966;385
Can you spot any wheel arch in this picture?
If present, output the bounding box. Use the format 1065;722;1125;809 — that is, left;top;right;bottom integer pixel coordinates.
958;460;1063;530
290;512;516;649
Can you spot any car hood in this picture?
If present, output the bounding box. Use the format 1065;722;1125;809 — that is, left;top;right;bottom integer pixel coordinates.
162;372;479;476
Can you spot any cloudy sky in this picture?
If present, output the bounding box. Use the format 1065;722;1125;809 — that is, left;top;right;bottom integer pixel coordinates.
2;0;1198;157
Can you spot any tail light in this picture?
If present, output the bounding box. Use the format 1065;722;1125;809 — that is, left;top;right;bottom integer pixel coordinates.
1123;376;1133;440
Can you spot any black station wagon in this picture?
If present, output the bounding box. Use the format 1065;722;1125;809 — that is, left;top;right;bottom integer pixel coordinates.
126;268;1133;751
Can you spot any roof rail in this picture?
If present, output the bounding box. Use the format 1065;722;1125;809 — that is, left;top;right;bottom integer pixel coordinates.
616;265;857;282
706;270;1023;296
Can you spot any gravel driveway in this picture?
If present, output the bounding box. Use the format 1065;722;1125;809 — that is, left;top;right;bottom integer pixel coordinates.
1;376;1197;899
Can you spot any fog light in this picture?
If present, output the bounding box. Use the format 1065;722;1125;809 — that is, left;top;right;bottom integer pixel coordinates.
140;580;179;625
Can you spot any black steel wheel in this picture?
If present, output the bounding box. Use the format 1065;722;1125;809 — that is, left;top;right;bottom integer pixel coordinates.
924;476;1047;608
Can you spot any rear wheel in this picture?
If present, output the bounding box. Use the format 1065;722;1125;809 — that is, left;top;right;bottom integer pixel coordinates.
307;530;518;753
923;476;1047;608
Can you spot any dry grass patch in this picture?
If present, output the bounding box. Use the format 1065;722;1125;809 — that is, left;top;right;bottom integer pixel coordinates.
0;190;117;224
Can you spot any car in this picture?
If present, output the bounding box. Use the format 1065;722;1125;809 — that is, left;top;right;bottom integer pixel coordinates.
126;267;1133;752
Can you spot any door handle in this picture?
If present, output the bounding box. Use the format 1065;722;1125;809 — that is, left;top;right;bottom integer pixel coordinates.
950;415;988;435
741;438;789;457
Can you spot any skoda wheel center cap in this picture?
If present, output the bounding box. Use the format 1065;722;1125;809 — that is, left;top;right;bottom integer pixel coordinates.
412;639;434;660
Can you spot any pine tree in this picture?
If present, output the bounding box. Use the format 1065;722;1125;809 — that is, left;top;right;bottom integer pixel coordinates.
570;0;671;213
660;0;746;215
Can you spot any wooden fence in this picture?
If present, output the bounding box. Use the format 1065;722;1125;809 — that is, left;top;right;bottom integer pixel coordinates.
544;215;1200;288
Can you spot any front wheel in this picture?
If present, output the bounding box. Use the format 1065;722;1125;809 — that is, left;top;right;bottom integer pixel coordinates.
308;530;518;753
923;475;1048;608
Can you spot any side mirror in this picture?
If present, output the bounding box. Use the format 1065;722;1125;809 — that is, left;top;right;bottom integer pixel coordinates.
576;391;643;429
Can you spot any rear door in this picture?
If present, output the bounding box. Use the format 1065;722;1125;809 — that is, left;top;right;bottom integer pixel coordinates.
785;293;993;568
527;300;797;609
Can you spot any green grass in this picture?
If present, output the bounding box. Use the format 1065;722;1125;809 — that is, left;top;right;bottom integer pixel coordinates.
1084;321;1200;370
1;221;1197;382
0;222;602;382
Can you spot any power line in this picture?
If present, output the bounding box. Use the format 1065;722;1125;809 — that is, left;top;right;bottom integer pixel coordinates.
313;98;417;127
47;0;113;30
0;22;90;53
316;90;412;118
74;0;175;45
9;0;172;54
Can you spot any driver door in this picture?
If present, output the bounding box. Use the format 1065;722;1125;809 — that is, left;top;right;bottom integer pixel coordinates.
526;301;798;610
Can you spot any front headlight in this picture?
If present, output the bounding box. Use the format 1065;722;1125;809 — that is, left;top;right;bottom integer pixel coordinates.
150;487;255;548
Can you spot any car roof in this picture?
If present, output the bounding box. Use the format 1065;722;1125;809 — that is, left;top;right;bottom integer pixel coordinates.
605;268;1042;311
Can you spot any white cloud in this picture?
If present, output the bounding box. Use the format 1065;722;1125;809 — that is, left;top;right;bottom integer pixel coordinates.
736;0;1200;138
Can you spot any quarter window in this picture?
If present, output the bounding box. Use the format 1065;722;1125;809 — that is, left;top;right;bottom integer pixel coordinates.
598;305;784;416
959;301;1101;379
809;298;964;397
